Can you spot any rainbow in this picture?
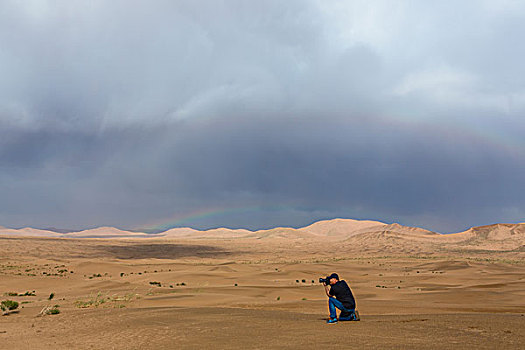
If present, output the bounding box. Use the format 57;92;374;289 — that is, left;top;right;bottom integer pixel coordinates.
384;113;525;159
137;114;524;233
138;205;291;232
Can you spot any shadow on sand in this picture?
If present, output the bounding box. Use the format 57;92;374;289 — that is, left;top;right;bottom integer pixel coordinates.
92;243;232;259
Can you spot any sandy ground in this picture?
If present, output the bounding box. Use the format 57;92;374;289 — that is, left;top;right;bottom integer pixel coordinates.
1;236;524;349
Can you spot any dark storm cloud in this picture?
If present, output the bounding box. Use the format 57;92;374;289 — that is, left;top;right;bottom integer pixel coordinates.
0;1;524;232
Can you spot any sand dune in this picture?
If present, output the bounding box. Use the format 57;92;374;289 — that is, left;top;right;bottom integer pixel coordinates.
0;219;524;349
2;219;523;253
298;218;386;237
0;233;523;349
65;226;152;238
441;223;525;251
0;227;63;237
448;223;525;241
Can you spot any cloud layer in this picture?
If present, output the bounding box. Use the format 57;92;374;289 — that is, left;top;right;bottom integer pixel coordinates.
1;1;524;232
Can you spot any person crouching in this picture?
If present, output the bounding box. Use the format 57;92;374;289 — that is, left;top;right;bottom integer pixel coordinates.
321;273;360;324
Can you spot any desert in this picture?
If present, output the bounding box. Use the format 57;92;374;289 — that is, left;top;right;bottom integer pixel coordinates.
2;2;525;349
1;219;524;349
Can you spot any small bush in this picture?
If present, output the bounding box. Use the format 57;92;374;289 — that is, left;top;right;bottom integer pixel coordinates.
276;296;280;301
75;292;106;308
5;292;18;296
120;273;125;277
37;305;60;316
48;293;55;300
1;300;19;312
48;307;60;315
149;281;161;287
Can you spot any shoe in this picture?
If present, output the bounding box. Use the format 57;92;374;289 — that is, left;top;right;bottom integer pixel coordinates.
326;317;338;324
353;310;360;321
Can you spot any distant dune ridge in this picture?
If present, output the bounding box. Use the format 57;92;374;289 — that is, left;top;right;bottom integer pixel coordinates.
1;218;524;252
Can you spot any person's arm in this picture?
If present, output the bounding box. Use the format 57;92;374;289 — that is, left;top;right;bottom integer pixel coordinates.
324;284;332;298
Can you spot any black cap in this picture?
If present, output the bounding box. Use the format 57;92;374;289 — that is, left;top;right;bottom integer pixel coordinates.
328;273;339;280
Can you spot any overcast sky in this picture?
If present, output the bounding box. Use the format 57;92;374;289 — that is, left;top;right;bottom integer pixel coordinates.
1;0;524;233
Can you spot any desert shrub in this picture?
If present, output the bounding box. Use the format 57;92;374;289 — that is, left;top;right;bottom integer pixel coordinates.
301;279;306;283
1;300;19;312
5;292;18;296
120;273;125;277
48;293;55;300
149;281;161;287
75;292;106;308
22;291;36;296
37;305;60;316
1;300;19;315
48;306;60;315
75;292;138;309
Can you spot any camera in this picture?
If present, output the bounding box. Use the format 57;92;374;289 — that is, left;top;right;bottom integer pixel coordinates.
319;277;329;284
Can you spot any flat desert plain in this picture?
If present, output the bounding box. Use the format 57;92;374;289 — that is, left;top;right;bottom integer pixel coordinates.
1;219;524;349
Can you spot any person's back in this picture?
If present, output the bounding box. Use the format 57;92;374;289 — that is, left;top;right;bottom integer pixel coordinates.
329;280;355;310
